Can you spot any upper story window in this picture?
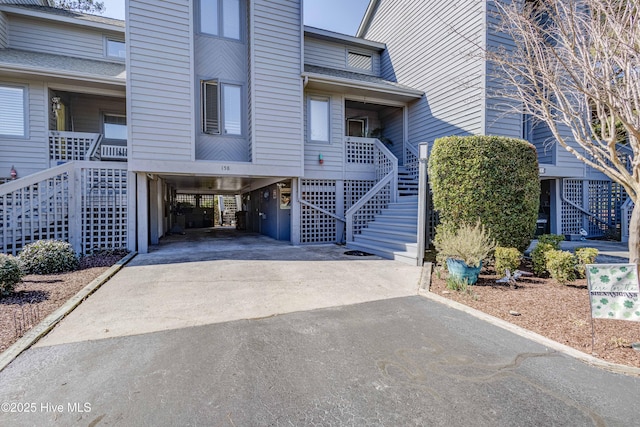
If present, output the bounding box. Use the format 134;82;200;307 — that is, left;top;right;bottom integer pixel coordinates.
202;80;243;136
0;85;26;137
103;114;127;140
309;96;330;143
105;38;126;59
347;51;373;72
200;0;242;40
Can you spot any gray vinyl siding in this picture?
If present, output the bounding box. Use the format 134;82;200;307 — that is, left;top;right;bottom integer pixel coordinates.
304;92;343;176
252;0;303;171
0;12;7;48
532;121;555;164
484;0;522;138
8;16;123;61
304;38;380;76
0;78;47;176
363;0;485;147
381;106;404;162
127;0;193;162
194;16;249;162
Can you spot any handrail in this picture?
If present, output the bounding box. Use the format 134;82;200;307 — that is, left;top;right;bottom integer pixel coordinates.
404;143;420;179
345;172;394;243
0;162;74;196
560;178;614;228
86;134;104;160
299;199;345;223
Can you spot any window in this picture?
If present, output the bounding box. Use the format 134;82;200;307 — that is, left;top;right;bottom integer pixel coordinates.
103;114;127;140
348;51;373;72
0;85;25;137
202;80;243;136
106;39;126;59
309;97;330;143
200;0;241;40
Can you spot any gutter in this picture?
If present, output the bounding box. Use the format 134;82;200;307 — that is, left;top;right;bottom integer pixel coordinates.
0;64;126;86
301;71;423;99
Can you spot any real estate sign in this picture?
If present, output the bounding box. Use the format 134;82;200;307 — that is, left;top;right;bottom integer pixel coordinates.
586;264;640;321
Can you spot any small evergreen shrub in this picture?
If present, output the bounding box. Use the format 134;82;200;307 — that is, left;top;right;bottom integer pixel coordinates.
494;247;522;277
0;254;23;295
434;221;496;268
545;250;576;284
19;240;78;275
428;135;540;252
575;247;599;278
532;243;555;276
538;234;565;248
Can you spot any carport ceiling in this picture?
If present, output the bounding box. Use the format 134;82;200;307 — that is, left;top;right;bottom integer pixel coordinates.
159;175;287;195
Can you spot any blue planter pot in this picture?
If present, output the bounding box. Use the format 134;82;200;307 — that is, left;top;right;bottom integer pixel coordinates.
446;258;482;285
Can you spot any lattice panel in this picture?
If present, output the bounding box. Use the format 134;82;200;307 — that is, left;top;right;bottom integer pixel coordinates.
0;172;70;255
404;145;420;179
561;179;584;235
352;181;392;236
300;179;337;243
344;180;375;212
81;167;128;253
375;146;394;181
49;132;100;163
222;196;238;225
346;139;374;164
587;180;625;237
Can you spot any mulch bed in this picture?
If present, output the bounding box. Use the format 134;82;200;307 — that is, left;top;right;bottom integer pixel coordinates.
430;265;640;368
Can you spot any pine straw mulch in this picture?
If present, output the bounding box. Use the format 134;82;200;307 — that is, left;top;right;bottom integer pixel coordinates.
0;253;128;353
430;264;640;369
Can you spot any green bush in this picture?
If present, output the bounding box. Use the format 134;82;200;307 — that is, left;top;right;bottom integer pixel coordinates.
494;247;522;277
434;221;496;268
545;250;576;284
19;240;78;275
0;254;23;296
428;135;540;252
532;242;555;276
538;234;565;248
575;247;599;278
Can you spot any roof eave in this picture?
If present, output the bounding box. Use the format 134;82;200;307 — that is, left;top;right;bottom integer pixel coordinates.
0;5;124;33
0;64;126;86
302;71;423;100
356;0;380;38
304;25;385;51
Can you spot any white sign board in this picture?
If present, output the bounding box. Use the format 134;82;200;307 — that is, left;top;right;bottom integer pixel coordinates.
586;264;640;321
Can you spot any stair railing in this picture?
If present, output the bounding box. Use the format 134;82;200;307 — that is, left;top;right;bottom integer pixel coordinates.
0;162;75;255
345;138;398;243
49;131;101;166
404;143;421;180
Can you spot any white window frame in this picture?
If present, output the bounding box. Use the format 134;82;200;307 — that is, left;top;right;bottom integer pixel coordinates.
102;113;127;141
308;96;331;144
201;79;244;137
0;84;27;138
104;37;126;60
198;0;243;41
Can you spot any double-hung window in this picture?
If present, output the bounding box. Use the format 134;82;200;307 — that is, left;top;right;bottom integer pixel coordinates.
202;80;242;136
103;114;127;140
309;97;330;143
0;85;26;137
200;0;241;40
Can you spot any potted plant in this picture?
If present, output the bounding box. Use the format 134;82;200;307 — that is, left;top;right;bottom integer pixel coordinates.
434;221;496;287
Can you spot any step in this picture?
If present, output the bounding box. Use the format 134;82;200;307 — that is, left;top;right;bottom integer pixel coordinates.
347;241;418;266
397;195;419;202
379;209;418;218
372;216;417;227
360;226;416;241
356;231;417;252
367;221;417;234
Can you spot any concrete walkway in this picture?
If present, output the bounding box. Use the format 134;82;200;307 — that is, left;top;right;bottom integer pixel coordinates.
36;229;423;347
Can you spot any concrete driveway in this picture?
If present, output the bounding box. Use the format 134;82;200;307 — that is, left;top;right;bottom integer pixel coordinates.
1;231;639;426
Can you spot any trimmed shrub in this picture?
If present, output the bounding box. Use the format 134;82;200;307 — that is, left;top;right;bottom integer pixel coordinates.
19;240;78;275
532;243;554;276
0;254;23;296
538;234;565;248
545;250;577;284
428;135;540;252
434;221;496;268
575;247;599;278
494;247;522;277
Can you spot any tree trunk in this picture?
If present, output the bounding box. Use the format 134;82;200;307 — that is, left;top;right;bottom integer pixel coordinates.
629;200;640;266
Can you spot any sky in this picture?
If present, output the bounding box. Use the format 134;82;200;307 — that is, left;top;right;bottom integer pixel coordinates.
99;0;370;36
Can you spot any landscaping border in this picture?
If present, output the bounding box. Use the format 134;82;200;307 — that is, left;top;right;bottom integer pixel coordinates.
417;264;640;377
0;252;137;373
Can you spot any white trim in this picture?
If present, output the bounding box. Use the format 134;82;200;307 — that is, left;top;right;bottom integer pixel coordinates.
305;25;385;50
356;0;380;38
189;0;196;162
0;64;125;86
302;71;423;99
0;5;124;33
104;36;126;61
0;82;28;138
307;94;331;144
128;159;303;178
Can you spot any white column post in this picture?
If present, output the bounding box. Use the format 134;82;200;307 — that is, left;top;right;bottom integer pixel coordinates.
416;143;429;266
136;173;149;253
291;178;301;244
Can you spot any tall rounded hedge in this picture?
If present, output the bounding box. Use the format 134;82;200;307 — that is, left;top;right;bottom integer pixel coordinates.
428;135;540;251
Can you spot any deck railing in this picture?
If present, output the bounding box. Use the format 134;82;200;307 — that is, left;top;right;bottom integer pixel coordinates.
49;131;101;165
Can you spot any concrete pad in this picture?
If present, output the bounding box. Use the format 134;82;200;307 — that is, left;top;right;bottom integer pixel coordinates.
36;231;422;347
